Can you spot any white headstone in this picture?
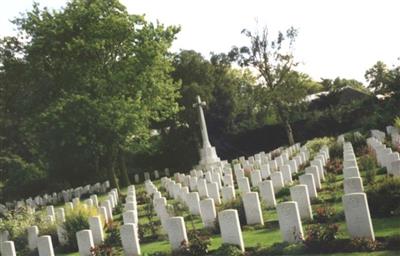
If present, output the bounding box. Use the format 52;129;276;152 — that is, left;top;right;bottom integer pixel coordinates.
166;217;188;250
37;235;55;256
221;186;236;203
344;177;364;194
259;180;276;208
243;192;264;225
276;201;304;243
299;174;317;198
27;226;39;250
88;216;104;246
290;185;313;220
342;193;375;240
121;224;141;256
218;209;245;252
207;182;221;205
271;172;284;193
237;177;251;194
200;198;216;228
76;229;94;256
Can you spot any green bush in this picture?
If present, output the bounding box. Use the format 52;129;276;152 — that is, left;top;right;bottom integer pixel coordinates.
179;231;211;256
275;187;290;198
212;244;243;256
344;132;366;155
305;137;334;155
359;155;377;184
367;177;400;217
394;116;400;130
0;155;47;200
329;142;343;160
347;238;379;252
62;203;99;250
304;223;339;253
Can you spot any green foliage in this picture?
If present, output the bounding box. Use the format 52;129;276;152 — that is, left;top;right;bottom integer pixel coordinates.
305;137;333;155
313;205;339;223
62;203;99;250
359;155;377;184
104;222;121;248
329;142;343;160
348;238;379;252
179;231;211;256
386;233;400;250
212;244;243;256
0;155;47;200
394;116;400;130
367;177;400;217
344;132;366;155
0;0;180;191
325;159;343;175
304;223;339;253
275;187;290;198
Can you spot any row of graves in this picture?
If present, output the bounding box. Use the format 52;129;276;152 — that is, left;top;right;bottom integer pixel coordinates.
1;128;400;255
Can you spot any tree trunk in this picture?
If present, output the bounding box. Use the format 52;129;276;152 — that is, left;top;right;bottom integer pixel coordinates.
107;147;120;191
118;150;131;187
284;119;295;146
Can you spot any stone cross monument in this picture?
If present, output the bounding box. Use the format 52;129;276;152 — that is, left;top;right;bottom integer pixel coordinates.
193;95;221;167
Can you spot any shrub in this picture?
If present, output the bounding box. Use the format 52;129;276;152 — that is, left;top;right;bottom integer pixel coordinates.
62;203;99;250
329;142;343;160
325;159;342;175
179;230;211;256
0;155;47;200
104;221;121;248
0;207;35;252
90;244;113;256
303;223;339;253
367;177;400;217
344;132;366;155
212;244;243;256
394;116;400;130
347;238;379;252
275;187;290;198
313;205;337;223
305;137;334;156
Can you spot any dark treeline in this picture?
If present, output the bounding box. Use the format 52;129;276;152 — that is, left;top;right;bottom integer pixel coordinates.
1;0;400;201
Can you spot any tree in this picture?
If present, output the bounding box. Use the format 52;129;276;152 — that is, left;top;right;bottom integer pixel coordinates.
365;61;391;94
229;26;308;145
0;0;180;193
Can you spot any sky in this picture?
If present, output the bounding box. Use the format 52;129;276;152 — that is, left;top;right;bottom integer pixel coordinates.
0;0;399;83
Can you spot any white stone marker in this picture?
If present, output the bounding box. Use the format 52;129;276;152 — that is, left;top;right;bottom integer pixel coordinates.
343;166;361;179
218;209;245;252
76;229;94;256
56;208;66;223
200;198;217;228
305;166;321;190
237;177;251;194
343;193;375;240
28;225;39;250
206;182;221;205
290;185;313;220
250;170;262;187
88;216;104;246
46;206;55;217
1;241;16;256
260;164;271;179
90;195;99;207
38;235;55;256
197;178;209;198
271;172;284;193
344;177;364;194
259;180;276;208
221;186;236;203
123;210;137;225
166;217;188;250
121;224;141;256
280;165;292;185
277;201;304;243
99;206;108;224
299;174;318;199
243;192;264;225
186;192;201;215
223;174;234;187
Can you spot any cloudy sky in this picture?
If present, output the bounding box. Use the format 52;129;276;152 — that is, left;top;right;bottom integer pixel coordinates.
1;0;399;83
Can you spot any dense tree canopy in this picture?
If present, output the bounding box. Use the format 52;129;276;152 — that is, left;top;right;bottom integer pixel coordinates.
0;0;180;197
